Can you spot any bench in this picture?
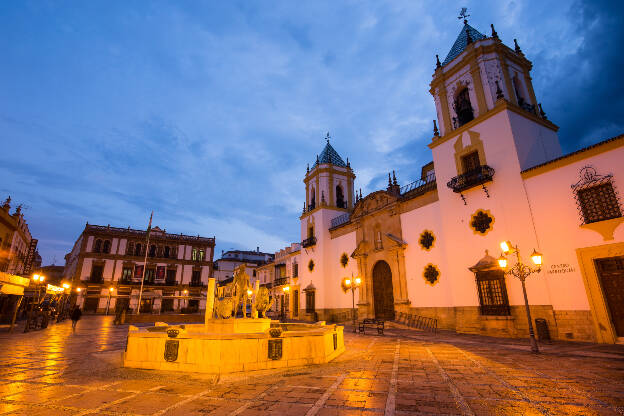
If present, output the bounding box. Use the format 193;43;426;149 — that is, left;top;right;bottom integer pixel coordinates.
358;318;384;335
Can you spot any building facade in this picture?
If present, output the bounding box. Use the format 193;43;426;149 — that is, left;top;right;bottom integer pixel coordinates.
213;249;274;282
273;21;624;344
0;197;36;275
64;223;215;314
256;243;301;319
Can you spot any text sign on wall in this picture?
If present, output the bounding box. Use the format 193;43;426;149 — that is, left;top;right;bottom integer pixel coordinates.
22;239;38;275
547;263;576;275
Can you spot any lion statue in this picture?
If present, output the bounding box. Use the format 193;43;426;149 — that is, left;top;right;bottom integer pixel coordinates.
254;286;274;318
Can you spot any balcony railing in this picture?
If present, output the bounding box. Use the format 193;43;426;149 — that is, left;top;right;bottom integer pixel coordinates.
301;236;317;248
400;172;437;198
274;277;289;287
330;213;350;229
88;276;103;283
446;165;495;193
189;280;205;287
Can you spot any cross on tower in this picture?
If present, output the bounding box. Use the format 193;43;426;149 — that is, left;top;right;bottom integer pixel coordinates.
325;132;330;143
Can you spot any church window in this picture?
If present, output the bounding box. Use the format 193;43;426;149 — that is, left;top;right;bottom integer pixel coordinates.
336;185;345;208
453;88;474;127
577;183;621;224
461;151;481;173
572;166;622;224
309;187;316;210
102;240;111;254
475;271;510;316
340;253;349;268
93;239;102;253
512;75;525;105
423;264;440;285
419;230;435;250
470;210;494;235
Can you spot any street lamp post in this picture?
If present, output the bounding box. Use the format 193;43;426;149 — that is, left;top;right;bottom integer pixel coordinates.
105;287;115;315
341;275;362;333
282;286;290;320
497;241;543;353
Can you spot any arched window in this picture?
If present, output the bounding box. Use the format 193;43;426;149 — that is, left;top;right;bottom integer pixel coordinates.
198;249;205;262
164;246;170;258
135;243;142;257
336;185;345;208
102;240;111;254
454;88;474;127
93;239;102;253
310;187;316;210
512;75;524;105
149;245;156;257
192;248;198;261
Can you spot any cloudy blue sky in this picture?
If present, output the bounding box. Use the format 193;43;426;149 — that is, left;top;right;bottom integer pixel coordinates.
1;1;623;265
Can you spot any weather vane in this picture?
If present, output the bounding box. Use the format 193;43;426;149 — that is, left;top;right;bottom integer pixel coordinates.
458;7;470;24
325;132;330;143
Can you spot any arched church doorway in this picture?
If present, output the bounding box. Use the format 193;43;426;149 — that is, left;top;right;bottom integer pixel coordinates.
372;260;395;320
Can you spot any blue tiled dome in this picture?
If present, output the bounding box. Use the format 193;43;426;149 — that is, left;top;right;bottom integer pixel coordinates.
442;23;486;66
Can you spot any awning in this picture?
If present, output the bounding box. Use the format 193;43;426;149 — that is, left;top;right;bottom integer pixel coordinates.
0;272;30;296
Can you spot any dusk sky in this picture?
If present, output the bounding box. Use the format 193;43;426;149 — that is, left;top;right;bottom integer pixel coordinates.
1;0;623;265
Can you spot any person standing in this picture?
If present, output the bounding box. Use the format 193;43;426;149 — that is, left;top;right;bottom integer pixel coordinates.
71;306;82;332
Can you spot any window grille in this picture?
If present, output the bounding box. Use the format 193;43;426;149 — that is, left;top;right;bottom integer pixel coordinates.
475;271;510;316
572;166;622;225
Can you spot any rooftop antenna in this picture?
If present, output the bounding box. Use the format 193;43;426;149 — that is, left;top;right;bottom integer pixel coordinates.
458;7;470;24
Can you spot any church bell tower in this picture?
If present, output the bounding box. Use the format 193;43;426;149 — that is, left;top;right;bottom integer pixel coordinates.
429;14;562;171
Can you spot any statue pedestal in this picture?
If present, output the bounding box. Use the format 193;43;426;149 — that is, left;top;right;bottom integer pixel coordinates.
198;318;273;334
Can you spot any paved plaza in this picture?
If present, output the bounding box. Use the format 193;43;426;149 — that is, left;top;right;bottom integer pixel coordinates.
0;317;622;415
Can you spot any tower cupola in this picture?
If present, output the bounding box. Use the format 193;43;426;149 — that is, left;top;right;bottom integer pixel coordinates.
429;11;554;138
303;133;355;215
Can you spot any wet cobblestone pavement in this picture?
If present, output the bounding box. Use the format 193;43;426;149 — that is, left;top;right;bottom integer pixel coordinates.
0;316;623;415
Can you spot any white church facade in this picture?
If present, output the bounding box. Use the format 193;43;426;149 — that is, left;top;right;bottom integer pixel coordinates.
267;21;624;344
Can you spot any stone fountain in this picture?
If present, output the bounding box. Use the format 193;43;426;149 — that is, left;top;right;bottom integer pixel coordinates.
123;265;345;374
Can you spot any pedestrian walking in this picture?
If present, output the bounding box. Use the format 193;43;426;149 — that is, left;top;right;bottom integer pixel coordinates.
71;306;82;332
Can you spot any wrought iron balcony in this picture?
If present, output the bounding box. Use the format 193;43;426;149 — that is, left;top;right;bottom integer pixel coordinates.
330;213;350;229
274;277;289;287
301;236;317;248
446;165;495;194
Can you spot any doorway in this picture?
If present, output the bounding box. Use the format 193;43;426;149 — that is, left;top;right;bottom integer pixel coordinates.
596;256;624;337
372;260;395;320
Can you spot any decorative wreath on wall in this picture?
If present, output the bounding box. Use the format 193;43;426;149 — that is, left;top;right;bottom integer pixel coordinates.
423;264;440;286
419;230;435;251
340;253;349;268
308;259;315;272
470;209;494;235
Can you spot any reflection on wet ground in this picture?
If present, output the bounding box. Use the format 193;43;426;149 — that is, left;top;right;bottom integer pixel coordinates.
0;316;623;415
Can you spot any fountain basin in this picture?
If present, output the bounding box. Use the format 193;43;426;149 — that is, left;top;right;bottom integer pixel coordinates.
123;320;345;374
